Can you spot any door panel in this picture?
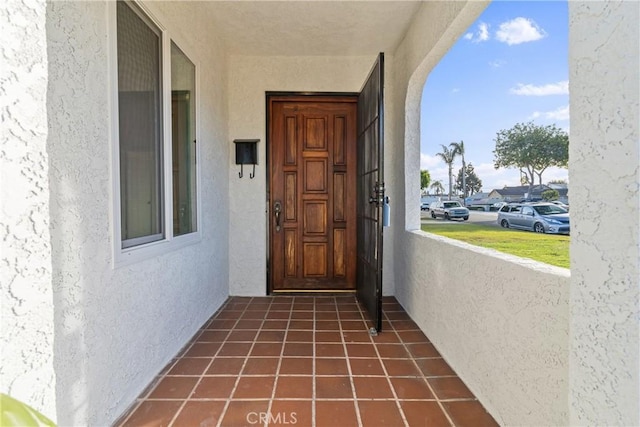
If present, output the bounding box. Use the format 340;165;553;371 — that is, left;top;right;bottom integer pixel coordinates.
357;53;385;333
270;97;357;291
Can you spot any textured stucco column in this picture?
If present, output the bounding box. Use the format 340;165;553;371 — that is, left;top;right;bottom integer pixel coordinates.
0;0;57;421
569;1;639;425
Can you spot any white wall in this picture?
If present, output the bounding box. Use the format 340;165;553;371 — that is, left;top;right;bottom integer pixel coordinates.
403;233;570;425
568;2;640;425
227;55;397;296
0;0;57;420
389;1;572;425
43;2;230;425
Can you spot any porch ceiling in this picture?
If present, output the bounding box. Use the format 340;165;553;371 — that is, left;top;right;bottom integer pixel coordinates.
202;1;424;56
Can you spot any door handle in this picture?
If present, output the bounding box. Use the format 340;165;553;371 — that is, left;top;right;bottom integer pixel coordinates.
274;201;282;232
369;182;385;205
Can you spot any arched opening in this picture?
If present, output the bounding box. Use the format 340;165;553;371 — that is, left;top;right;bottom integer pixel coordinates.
418;1;570;268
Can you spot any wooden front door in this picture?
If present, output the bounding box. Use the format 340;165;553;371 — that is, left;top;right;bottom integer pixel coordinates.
269;95;357;292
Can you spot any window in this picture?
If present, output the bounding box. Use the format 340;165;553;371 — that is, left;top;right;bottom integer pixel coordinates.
171;42;197;236
114;1;199;260
117;1;164;248
522;206;534;216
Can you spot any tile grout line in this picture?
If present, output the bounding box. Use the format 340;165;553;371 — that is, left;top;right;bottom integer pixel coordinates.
311;296;317;427
264;297;292;427
215;296;265;427
375;311;411;427
125;297;237;427
161;297;238;427
344;296;364;427
390;304;457;427
165;326;234;427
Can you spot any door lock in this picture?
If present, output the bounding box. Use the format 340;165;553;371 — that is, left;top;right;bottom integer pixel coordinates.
273;201;282;232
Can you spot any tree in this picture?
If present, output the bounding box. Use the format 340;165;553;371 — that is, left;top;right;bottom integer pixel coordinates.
455;163;483;196
420;170;431;191
430;180;444;195
450;141;466;198
493;122;569;190
435;144;457;200
541;189;560;201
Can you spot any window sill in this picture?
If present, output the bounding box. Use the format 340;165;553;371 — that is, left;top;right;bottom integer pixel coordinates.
113;231;201;268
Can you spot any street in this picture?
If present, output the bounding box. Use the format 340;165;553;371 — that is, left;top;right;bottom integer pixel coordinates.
421;210;500;227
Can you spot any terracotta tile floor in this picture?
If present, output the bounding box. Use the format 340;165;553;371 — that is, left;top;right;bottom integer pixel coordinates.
117;296;498;427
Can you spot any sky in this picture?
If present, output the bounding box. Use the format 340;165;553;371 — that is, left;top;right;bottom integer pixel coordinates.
420;1;569;193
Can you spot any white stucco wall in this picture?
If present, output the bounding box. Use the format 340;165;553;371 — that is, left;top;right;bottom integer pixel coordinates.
43;2;230;425
389;1;572;425
227;55;396;296
0;0;57;420
568;2;640;425
403;233;570;425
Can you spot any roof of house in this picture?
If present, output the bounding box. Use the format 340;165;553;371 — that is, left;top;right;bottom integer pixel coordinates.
468;192;490;200
490;185;550;196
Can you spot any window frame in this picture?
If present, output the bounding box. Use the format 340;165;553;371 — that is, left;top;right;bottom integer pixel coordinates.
170;41;199;238
109;0;202;267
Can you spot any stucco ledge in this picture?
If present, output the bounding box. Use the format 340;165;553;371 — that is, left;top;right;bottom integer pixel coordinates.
411;229;571;278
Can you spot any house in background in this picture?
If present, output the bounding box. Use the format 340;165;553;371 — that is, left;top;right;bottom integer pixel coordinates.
2;1;638;426
548;182;570;203
489;184;569;203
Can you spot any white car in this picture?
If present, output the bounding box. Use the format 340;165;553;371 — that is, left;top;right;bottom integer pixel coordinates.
549;200;569;210
421;197;438;210
430;201;469;220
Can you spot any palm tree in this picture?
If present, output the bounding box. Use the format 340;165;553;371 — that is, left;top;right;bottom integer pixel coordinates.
430;180;444;196
450;141;466;201
435;144;457;200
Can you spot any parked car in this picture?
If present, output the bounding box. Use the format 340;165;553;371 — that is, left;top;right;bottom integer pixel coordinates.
430;201;469;220
421;197;438;210
549;200;569;210
491;202;506;211
497;203;570;234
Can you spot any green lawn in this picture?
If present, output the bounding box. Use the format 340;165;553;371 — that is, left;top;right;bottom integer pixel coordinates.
421;223;570;268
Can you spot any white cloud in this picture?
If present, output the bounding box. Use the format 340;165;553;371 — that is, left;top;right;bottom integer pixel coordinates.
451;88;460;94
477;22;490;42
529;105;570;121
473;163;518;190
489;59;506;68
496;17;546;45
420;153;455;190
510;81;568;96
420;153;442;170
464;22;490;43
542;167;570;184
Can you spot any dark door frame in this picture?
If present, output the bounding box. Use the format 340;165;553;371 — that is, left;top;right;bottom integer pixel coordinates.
265;92;359;295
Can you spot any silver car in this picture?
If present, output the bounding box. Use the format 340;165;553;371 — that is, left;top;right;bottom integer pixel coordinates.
497;203;570;234
430;201;469;221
